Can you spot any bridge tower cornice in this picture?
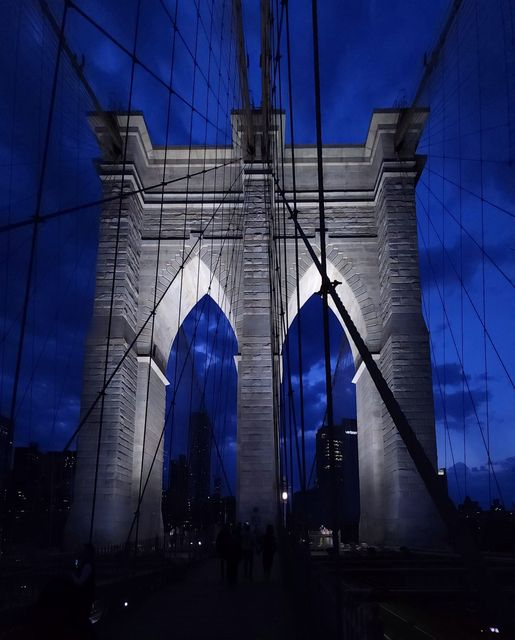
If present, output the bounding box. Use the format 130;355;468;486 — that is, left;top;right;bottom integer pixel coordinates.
67;105;439;548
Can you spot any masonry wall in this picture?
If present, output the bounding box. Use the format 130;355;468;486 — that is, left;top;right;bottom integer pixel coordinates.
69;110;443;548
376;175;441;546
237;169;277;528
66;183;145;546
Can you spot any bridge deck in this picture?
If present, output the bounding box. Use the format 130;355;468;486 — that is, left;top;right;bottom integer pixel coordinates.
97;557;298;640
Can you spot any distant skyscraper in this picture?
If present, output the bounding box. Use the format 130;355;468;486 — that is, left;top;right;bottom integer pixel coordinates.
164;454;189;527
7;445;76;547
315;419;360;541
341;418;360;541
0;416;12;547
316;424;345;489
187;411;212;524
0;416;12;502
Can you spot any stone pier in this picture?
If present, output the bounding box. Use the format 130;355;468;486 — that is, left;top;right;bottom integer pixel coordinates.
67;108;443;549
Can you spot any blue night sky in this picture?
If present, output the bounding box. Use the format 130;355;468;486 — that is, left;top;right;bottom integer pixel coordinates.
0;0;513;509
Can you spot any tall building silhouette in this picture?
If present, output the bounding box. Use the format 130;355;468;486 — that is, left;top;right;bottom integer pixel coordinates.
316;419;359;541
0;416;12;504
187;411;212;525
163;454;189;528
7;445;75;547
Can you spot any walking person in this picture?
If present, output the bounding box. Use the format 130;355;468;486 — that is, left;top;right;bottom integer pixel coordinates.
262;524;276;580
241;523;255;580
226;525;242;586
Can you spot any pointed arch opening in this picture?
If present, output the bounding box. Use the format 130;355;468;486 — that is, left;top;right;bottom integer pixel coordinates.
281;294;359;541
151;254;238;370
162;294;238;532
286;260;380;363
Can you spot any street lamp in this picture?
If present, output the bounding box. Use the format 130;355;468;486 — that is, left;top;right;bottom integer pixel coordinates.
281;490;288;528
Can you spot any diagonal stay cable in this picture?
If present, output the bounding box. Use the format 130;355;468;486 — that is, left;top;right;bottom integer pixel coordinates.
133;0;180;551
416;192;514;388
162;0;241;514
418;178;514;288
416;215;505;503
62;166;244;453
419;247;464;502
8;3;69;439
0;159;240;234
274;169;515;628
67;0;231;141
158;0;232;111
125;181;246;543
202;0;240;497
189;298;237;501
90;0;143;543
422;165;515;220
271;171;484;551
271;0;304;496
310;0;340;557
285;0;307;497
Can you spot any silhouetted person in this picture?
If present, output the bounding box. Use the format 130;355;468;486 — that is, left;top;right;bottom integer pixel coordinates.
262;524;276;580
250;506;261;535
226;525;242;586
241;523;255;580
73;543;96;630
216;524;231;580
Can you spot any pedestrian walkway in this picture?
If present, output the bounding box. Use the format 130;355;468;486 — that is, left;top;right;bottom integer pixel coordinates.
97;557;299;640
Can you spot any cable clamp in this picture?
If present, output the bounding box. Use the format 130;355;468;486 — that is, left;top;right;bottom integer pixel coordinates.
316;279;341;297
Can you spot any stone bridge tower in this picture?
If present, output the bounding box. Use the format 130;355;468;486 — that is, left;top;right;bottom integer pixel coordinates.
67;108;441;549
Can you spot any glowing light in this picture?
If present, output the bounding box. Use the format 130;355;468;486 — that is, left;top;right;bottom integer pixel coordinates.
123;601;128;608
281;491;288;501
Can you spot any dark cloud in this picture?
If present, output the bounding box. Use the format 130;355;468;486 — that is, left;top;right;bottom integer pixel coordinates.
419;233;514;295
446;460;515;509
0;0;512;507
165;295;237;480
282;295;357;488
433;386;489;431
431;359;492;431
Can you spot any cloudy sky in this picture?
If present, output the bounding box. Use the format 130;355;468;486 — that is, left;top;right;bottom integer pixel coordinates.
0;0;513;509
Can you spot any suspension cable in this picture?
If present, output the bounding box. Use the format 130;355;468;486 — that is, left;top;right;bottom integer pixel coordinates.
126;169;246;541
63;166;244;453
8;3;69;453
90;0;142;544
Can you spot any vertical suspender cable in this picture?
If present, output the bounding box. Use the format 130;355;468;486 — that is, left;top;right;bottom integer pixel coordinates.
8;3;69;457
474;0;492;506
134;0;179;551
90;0;142;544
284;0;307;502
310;0;339;554
456;8;467;498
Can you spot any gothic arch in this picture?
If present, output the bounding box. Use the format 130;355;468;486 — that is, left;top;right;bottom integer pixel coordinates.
139;252;237;367
286;253;381;363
